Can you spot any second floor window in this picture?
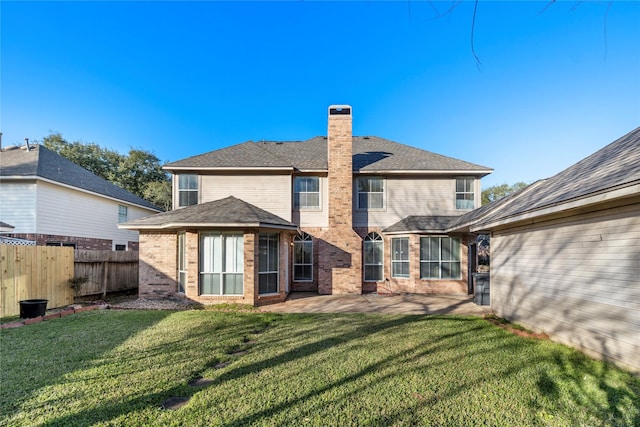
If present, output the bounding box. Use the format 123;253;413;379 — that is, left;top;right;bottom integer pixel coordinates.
118;205;128;223
456;177;475;210
294;177;320;209
358;176;384;209
178;174;198;207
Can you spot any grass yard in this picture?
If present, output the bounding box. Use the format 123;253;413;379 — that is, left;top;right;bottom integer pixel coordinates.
1;309;638;426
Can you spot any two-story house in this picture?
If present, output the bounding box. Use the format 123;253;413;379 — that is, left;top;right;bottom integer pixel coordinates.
121;106;492;306
0;143;161;250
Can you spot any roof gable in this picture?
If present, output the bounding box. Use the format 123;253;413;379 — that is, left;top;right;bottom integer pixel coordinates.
0;145;161;211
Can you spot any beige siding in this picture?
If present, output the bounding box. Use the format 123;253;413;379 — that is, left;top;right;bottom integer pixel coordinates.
0;182;37;232
490;204;640;372
35;181;150;244
199;174;292;221
353;176;474;228
294;176;329;228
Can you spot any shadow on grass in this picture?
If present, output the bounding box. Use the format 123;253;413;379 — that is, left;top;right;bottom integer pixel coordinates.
0;310;170;421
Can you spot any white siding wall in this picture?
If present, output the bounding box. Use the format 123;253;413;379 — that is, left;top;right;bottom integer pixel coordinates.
353;176;474;228
35;181;150;244
0;181;37;232
199;174;292;221
490;204;640;372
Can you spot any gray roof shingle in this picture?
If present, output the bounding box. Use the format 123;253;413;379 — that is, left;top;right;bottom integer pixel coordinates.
465;127;640;229
165;136;492;174
0;145;161;211
120;196;297;230
383;215;460;234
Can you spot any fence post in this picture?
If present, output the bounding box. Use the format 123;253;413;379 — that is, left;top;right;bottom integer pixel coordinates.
102;261;109;299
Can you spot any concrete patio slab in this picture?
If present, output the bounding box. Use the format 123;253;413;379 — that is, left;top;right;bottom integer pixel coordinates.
259;293;491;316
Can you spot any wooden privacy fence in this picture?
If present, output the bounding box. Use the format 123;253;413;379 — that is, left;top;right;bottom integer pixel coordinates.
0;245;74;318
74;250;139;297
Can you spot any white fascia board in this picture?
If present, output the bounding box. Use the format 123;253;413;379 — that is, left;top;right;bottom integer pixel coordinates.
2;176;161;213
164;166;294;172
472;182;640;231
119;222;299;231
355;169;493;176
383;229;450;235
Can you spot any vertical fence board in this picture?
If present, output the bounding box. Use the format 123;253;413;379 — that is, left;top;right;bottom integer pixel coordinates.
0;246;138;317
0;245;74;318
73;250;138;297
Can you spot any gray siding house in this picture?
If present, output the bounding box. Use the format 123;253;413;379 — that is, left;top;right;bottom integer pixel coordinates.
451;127;640;373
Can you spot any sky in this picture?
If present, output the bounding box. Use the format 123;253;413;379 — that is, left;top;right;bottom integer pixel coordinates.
1;1;639;188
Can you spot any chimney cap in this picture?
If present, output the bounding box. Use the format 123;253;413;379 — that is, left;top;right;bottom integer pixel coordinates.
328;105;352;116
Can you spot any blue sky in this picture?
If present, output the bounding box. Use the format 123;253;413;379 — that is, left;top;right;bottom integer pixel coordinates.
1;1;638;187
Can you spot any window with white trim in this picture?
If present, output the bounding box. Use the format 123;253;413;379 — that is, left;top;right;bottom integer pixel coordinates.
357;176;384;209
259;233;279;294
178;174;198;207
364;232;384;282
118;205;128;223
199;232;243;295
293;232;313;281
420;237;461;279
391;237;409;278
294;177;320;209
177;232;186;293
456;177;475;210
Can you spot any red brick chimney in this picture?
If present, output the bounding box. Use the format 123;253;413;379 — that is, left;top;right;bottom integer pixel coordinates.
317;105;362;295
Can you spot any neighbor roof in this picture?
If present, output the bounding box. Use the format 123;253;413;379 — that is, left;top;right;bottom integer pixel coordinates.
469;127;640;230
119;196;298;230
0;145;161;211
165;136;492;175
383;215;460;234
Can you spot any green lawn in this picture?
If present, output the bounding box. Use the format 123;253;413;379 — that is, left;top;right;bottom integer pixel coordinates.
1;309;638;426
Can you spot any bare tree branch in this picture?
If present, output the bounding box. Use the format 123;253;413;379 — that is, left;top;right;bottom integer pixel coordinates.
471;0;482;70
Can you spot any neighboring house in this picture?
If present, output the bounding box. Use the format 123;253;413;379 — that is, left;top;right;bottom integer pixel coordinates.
450;127;640;373
0;143;162;250
121;105;492;306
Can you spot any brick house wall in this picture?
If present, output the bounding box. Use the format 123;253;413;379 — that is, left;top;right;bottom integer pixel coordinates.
138;231;178;298
5;233;114;250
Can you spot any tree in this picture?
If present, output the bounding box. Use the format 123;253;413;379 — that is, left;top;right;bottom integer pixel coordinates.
481;182;529;206
142;180;172;212
42;133;171;210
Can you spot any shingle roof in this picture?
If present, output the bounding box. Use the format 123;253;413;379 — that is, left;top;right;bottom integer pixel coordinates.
383;215;460;234
120;196;298;230
468;127;640;229
165;136;492;174
0;145;161;211
0;221;15;231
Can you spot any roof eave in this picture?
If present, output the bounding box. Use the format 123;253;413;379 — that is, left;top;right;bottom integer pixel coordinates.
119;222;299;231
355;169;493;176
164;166;295;172
383;229;450;235
2;175;162;212
472;182;640;232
